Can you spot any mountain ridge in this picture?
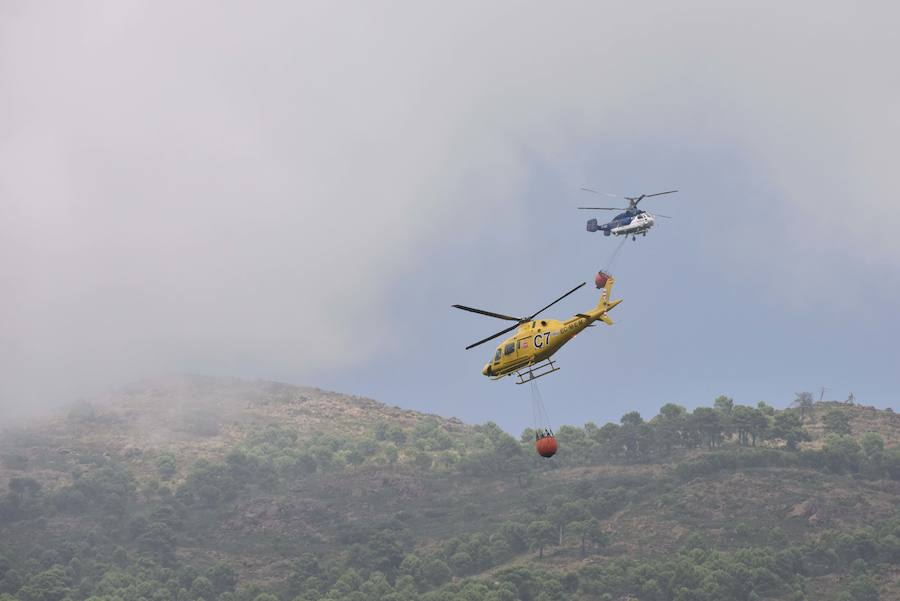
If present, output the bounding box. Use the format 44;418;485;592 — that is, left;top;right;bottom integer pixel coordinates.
2;376;900;601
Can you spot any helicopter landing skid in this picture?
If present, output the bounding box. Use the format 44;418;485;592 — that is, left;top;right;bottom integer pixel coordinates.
514;359;560;385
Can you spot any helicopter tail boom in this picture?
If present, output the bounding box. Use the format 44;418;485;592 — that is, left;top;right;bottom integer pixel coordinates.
586;218;613;235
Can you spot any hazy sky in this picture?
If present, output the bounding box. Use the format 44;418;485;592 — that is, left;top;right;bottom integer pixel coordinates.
3;1;900;432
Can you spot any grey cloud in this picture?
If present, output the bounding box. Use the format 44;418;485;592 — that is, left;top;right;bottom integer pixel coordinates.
2;1;898;415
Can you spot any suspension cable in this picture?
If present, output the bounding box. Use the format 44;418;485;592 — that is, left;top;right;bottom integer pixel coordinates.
603;235;628;274
530;380;553;434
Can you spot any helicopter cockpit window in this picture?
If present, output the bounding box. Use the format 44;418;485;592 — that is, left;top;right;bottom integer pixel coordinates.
494;349;501;362
504;343;515;356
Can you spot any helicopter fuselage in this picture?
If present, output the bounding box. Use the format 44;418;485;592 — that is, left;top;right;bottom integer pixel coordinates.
482;293;620;379
610;211;655;236
587;209;655;237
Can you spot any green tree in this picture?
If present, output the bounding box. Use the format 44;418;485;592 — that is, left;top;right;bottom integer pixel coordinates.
822;435;862;473
620;411;644;427
136;521;177;561
840;574;879;601
690;408;723;449
757;401;775;416
449;551;474;576
413;451;432;470
369;530;405;575
594;422;622;453
198;484;222;507
655;415;685;453
659;403;687;420
883;448;900;479
617;413;655;457
748;408;770;446
1;454;27;470
731;405;769;447
571;517;607;556
771;412;810;450
520;428;537;443
236;583;264;601
823;409;853;436
713;395;734;415
398;554;422;584
5;478;42;520
421;559;451;587
528;520;556;560
205;563;238;594
499;521;529;553
157;453;177;480
288;553;320;596
383;444;399;465
191;576;215;601
8;478;41;498
860;433;884;459
360;572;393;599
655;404;688;452
330;569;362;597
548;499;586;546
344;448;365;467
586;518;609;554
731;406;755;446
19;566;71;601
792;392;815;421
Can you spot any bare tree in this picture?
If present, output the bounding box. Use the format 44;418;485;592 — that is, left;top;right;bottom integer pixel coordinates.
792;392;815;422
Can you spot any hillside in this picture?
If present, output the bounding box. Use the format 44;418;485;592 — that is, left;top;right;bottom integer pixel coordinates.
2;377;900;601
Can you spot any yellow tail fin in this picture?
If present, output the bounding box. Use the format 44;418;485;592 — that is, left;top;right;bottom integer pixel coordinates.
594;272;620;325
597;273;615;308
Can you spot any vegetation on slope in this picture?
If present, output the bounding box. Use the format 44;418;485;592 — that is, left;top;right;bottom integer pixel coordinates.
2;377;900;601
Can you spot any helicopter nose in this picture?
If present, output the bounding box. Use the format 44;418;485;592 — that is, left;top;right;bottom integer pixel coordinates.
482;364;492;376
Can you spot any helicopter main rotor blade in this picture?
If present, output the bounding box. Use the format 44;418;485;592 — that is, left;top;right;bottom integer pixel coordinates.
458;282;587;350
580;188;619;197
528;282;586;320
465;322;523;350
577;207;626;210
644;190;679;198
452;305;521;321
652;213;673;218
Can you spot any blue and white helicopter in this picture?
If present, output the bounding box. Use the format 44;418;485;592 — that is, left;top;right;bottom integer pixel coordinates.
579;189;678;240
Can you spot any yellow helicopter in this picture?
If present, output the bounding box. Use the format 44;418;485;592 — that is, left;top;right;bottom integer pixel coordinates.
453;272;621;384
